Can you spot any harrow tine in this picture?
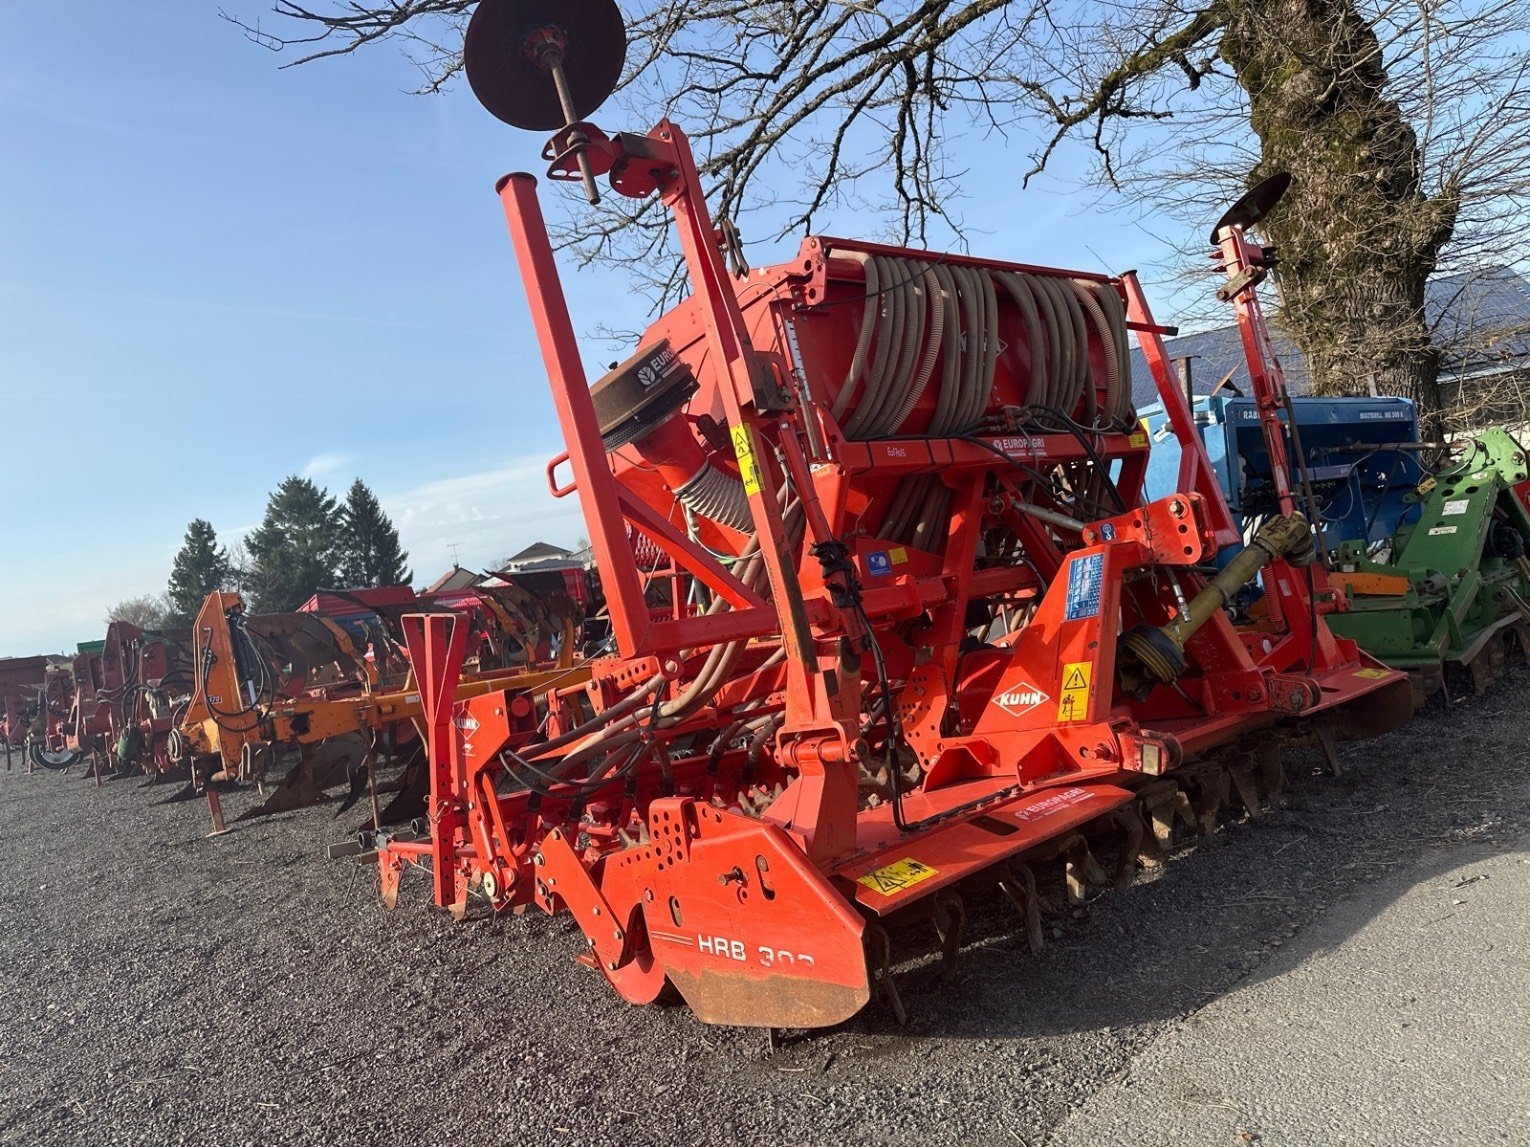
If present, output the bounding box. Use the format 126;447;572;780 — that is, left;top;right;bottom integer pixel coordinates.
932;889;967;983
997;859;1045;954
1139;782;1178;861
1105;807;1146;890
1255;744;1285;803
864;922;907;1025
1514;620;1530;661
1189;768;1230;833
1467;642;1502;693
1315;724;1343;776
1228;759;1262;819
1060;832;1108;905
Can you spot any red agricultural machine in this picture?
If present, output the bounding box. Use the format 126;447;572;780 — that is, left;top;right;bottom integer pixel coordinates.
173;582;587;832
64;650;114;779
25;626;195;785
1;658;43;761
19;653;93;771
0;655;56;770
365;0;1413;1031
93;621;194;781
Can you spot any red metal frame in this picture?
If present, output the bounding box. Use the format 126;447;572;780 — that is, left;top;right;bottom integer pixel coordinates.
373;108;1409;1030
0;655;51;766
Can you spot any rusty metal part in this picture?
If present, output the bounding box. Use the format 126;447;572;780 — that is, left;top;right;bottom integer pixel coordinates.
234;734;371;822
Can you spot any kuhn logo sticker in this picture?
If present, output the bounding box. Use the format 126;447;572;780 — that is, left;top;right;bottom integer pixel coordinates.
993;682;1049;717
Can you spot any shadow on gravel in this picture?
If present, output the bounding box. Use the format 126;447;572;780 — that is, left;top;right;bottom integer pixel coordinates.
827;676;1530;1047
2;671;1527;1147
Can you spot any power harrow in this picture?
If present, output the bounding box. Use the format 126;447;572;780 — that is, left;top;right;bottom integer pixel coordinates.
365;0;1413;1032
1325;429;1530;699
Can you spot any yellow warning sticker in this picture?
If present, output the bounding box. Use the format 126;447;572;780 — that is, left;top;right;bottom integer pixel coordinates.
1057;660;1093;722
857;857;940;897
889;546;909;565
1128;428;1150;449
1354;667;1392;680
730;423;762;496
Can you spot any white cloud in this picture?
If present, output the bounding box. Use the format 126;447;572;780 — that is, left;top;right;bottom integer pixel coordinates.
381;458;588;581
301;451;353;479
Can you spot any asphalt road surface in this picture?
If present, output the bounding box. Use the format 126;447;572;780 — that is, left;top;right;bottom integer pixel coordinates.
1;676;1526;1146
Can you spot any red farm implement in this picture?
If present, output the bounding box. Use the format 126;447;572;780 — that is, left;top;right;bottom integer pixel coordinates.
172;585;588;833
28;626;196;785
366;0;1414;1030
1;655;56;771
84;621;196;783
26;652;102;773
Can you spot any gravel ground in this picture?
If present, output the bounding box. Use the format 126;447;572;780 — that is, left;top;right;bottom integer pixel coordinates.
1050;842;1529;1145
2;674;1527;1147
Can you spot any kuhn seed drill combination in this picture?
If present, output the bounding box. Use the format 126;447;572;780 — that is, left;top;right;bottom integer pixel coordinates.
365;0;1413;1030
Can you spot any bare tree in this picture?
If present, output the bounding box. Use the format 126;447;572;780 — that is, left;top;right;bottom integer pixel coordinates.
104;594;171;630
224;0;1530;434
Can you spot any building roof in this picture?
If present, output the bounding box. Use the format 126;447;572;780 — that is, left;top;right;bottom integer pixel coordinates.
500;541;585;574
508;541;573;562
424;566;484;594
1128;265;1530;411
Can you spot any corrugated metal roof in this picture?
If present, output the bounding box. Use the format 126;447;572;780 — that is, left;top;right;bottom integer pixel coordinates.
1128;265;1530;410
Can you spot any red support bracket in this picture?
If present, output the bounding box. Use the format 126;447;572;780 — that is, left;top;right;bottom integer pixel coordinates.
402;612;469;915
1122;271;1241;550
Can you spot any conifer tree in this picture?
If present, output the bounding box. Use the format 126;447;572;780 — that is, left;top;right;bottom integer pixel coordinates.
165;518;230;625
337;478;412;588
245;477;344;611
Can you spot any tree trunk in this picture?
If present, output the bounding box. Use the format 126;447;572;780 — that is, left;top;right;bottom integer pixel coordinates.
1220;0;1458;439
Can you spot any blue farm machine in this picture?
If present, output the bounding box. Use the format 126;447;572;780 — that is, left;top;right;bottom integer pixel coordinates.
1142;386;1530;700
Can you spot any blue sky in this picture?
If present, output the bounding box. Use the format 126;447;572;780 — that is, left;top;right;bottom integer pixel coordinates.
0;1;1187;655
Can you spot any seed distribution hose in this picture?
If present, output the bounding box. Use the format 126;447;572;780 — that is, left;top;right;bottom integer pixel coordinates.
828;254;1131;547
